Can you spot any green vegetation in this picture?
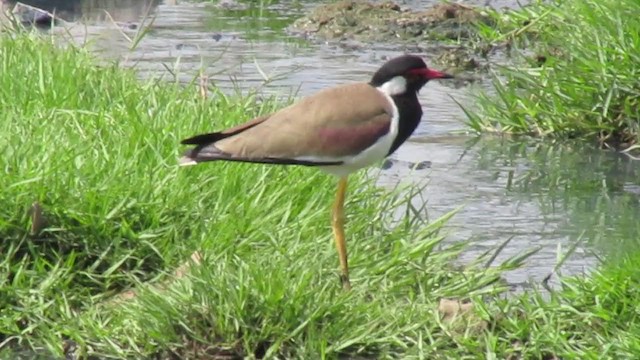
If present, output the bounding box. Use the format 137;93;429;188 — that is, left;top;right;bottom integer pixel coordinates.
482;253;640;359
194;0;305;42
0;31;513;358
467;0;640;149
203;2;304;42
2;20;640;360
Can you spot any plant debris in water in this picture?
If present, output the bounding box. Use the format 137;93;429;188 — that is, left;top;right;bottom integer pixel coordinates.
290;1;493;43
289;1;494;73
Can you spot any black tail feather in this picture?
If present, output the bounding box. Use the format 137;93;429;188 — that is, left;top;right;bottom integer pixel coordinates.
180;132;228;145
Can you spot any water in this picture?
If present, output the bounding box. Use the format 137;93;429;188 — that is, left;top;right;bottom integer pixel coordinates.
4;0;639;287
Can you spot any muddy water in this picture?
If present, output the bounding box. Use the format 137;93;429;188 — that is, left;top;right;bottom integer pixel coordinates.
7;0;639;288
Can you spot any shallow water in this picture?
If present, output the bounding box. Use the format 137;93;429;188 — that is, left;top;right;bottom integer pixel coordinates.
5;0;639;287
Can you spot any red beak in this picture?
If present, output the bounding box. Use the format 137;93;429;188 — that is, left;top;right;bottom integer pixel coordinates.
409;68;454;80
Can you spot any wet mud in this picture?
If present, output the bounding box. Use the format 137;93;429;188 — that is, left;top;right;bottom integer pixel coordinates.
290;1;495;73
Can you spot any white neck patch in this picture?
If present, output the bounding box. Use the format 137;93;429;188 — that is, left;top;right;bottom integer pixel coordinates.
376;76;407;96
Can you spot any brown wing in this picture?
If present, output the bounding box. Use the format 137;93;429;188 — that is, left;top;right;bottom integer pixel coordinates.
181;83;394;165
216;83;392;157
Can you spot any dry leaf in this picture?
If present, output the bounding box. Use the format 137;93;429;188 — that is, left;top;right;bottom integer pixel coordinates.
29;201;47;236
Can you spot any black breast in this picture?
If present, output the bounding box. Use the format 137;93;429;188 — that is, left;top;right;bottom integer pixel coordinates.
386;93;423;156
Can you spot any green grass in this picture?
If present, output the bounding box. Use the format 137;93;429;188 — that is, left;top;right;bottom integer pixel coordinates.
0;31;514;358
202;1;305;43
466;0;640;149
478;253;640;359
2;28;640;359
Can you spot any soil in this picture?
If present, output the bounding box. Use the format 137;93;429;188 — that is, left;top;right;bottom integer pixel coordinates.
289;1;494;73
290;1;493;43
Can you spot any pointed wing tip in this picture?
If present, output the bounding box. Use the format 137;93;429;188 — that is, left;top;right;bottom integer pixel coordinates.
179;157;199;166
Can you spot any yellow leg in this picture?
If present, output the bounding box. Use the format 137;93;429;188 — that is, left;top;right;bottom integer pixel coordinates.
332;176;351;290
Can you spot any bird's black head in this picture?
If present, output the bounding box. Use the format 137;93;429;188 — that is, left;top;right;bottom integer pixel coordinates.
369;55;453;95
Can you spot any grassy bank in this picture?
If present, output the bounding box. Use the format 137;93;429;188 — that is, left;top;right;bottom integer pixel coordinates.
467;0;640;149
0;32;514;358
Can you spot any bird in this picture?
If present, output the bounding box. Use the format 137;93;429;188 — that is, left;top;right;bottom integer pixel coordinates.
179;54;453;290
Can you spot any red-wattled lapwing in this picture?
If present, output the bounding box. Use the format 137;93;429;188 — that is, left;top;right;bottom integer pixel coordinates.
179;54;453;290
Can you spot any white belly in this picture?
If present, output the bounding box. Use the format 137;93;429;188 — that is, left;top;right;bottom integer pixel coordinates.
295;82;402;178
317;132;395;177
